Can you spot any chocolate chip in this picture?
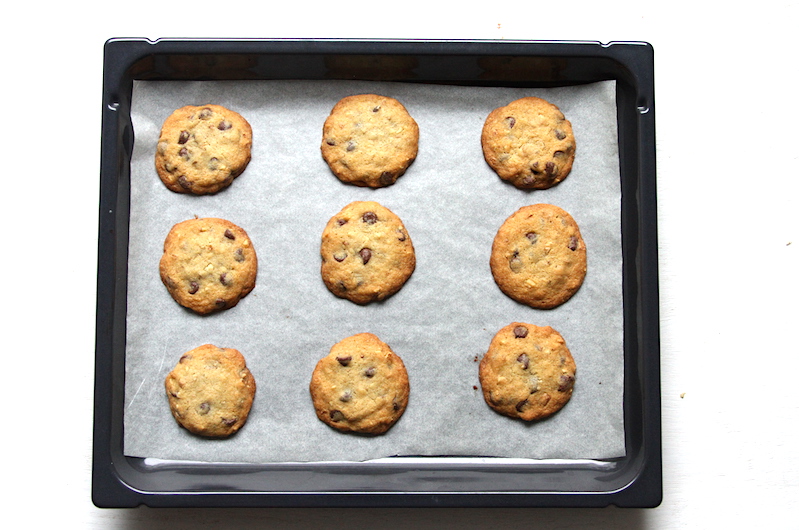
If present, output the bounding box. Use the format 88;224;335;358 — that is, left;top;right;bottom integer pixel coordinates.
178;130;190;144
217;120;232;131
553;150;565;158
330;410;345;422
340;391;353;403
178;175;192;189
336;218;348;226
219;273;230;286
336;355;352;366
531;161;541;174
224;229;235;240
397;229;406;242
188;281;199;294
222;417;237;426
379;172;394;186
179;354;192;363
215;298;226;308
568;236;578;251
517;353;530;369
198;402;210;415
362;212;378;224
179;147;189;160
333;251;347;262
208;157;219;170
392;402;400;411
373;105;381;112
505;116;516;128
545;161;556;175
558;374;575;392
554;129;567;140
525;232;538;244
515;399;528;412
360;248;372;264
326;139;336;146
199;108;213;120
234;248;245;262
514;325;528;339
346;141;356;152
364;367;375;378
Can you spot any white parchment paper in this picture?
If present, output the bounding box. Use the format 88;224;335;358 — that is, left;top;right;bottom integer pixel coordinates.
123;79;624;463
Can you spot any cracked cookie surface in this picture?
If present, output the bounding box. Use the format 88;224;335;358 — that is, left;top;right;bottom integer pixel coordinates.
320;201;415;304
321;94;419;187
155;104;252;194
490;204;586;309
481;96;575;189
165;344;256;438
310;333;410;435
479;323;576;422
159;217;258;314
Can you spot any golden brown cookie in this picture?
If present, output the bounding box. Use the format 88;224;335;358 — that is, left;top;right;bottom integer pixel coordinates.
479;323;576;421
310;333;410;435
159;217;258;314
321;94;419;187
481;97;575;189
155;104;252;194
320;201;415;304
165;344;256;438
490;204;586;309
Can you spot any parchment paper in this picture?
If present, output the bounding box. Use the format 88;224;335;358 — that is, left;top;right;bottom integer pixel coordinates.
123;79;624;463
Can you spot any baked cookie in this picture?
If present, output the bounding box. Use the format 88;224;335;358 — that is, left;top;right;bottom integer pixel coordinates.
160;217;258;314
155;104;252;194
310;333;409;434
321;94;419;187
490;204;586;309
479;323;576;421
481;97;575;189
165;344;256;438
320;201;415;304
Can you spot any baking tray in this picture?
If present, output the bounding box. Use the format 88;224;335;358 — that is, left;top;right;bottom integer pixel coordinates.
93;38;660;508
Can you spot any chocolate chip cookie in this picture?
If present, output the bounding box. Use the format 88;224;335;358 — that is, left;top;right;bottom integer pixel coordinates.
490;204;586;309
320;201;415;304
481;97;575;189
310;333;410;435
321;94;419;187
155;104;252;194
159;217;258;314
479;323;576;421
165;344;256;438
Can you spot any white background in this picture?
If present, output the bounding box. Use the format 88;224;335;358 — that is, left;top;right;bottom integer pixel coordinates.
4;1;797;528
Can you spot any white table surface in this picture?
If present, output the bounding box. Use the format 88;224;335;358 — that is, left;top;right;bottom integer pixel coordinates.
5;2;797;527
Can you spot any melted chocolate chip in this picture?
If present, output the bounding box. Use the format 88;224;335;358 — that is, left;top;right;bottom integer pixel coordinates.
545;161;556;175
179;147;189;160
554;129;567;140
188;281;199;294
224;229;235;240
568;236;578;251
340;391;352;402
330;410;345;422
505;116;516;128
526;232;538;244
198;402;210;415
515;399;528;412
215;298;226;308
219;273;230;286
517;353;530;369
558;374;575;392
333;251;347;262
364;367;375;378
346;141;356;152
360;248;372;265
362;212;378;224
222;418;237;426
217;120;232;131
198;108;213;120
514;325;528;338
178;130;190;144
336;355;352;366
178;175;192;189
234;248;245;262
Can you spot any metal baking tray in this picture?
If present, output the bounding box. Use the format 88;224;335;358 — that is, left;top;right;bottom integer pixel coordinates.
93;38;660;508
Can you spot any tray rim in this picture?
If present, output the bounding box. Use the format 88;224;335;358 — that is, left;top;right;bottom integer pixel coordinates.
93;37;661;509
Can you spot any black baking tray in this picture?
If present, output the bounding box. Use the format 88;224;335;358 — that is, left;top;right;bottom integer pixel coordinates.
93;38;660;508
